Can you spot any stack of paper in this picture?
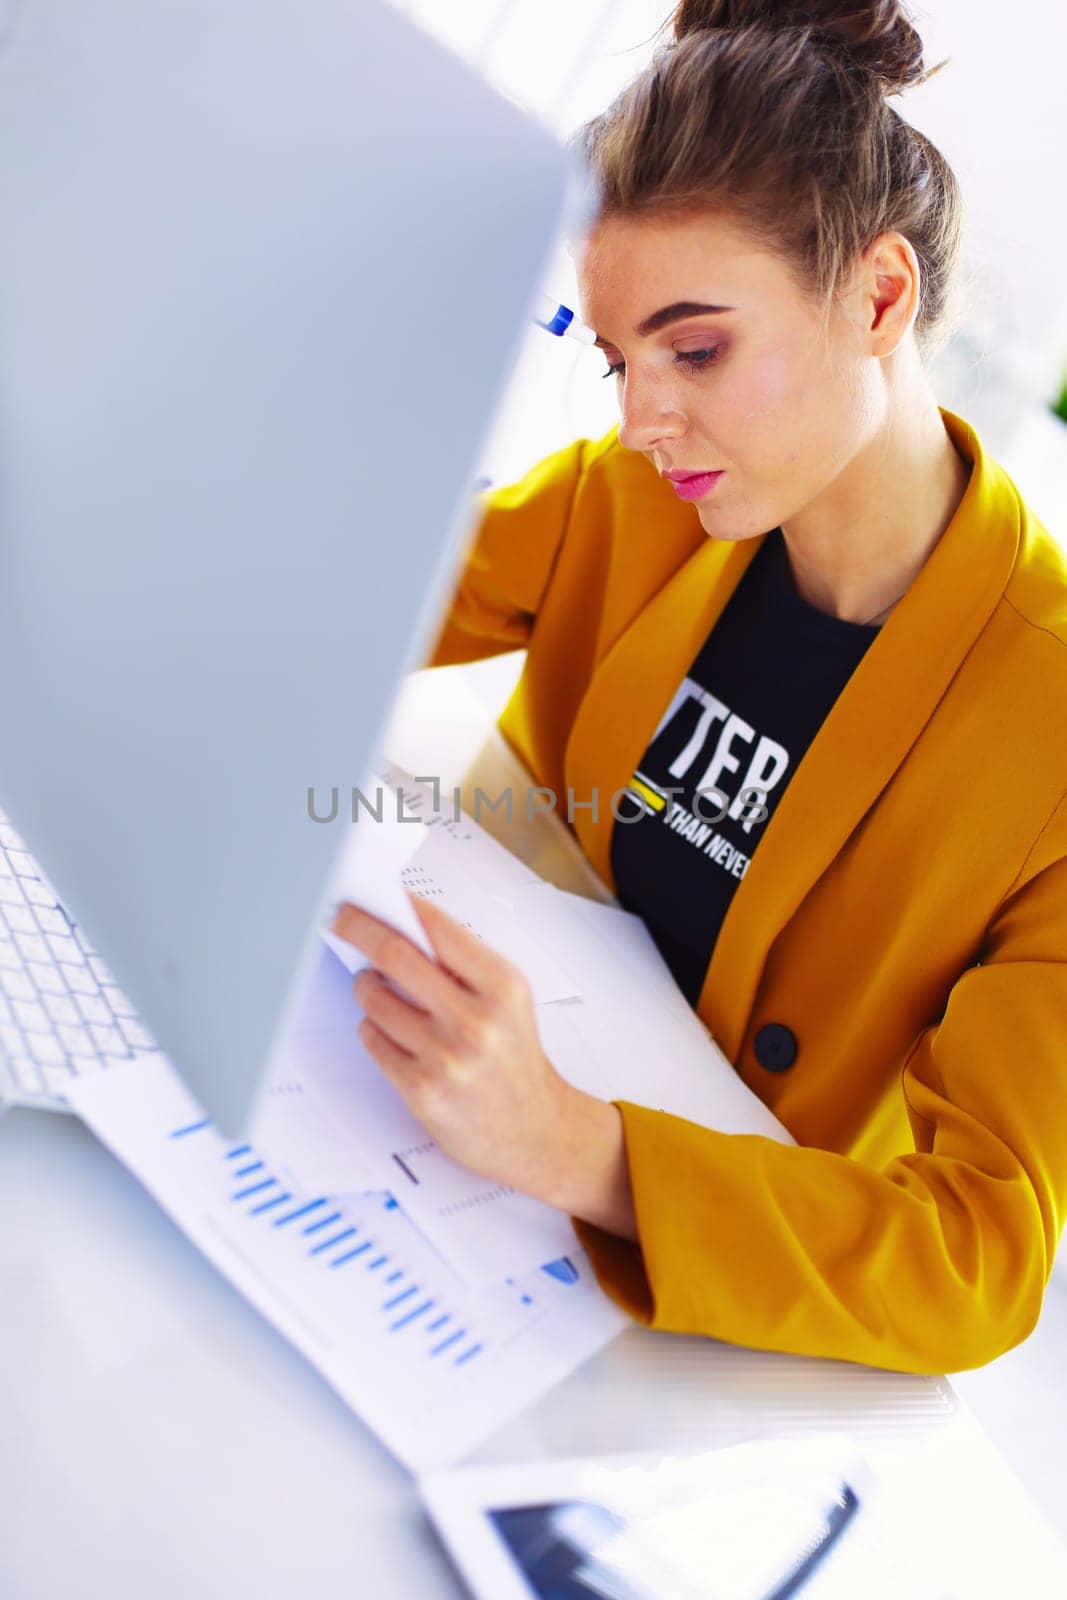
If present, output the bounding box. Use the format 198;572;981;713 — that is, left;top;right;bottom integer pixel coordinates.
67;1058;625;1471
67;765;794;1467
252;770;793;1285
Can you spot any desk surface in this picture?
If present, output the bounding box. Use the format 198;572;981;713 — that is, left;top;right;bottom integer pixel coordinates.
5;1106;1066;1599
3;666;1066;1598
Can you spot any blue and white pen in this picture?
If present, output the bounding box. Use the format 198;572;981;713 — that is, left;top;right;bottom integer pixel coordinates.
531;292;597;346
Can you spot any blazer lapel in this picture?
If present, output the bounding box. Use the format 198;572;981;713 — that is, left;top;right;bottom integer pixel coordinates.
564;411;1021;1064
563;527;765;879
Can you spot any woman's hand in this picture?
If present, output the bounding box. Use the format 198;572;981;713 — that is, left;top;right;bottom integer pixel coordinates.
329;895;637;1237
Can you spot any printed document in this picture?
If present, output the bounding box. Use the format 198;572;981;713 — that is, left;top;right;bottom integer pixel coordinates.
255;772;795;1285
66;1057;626;1472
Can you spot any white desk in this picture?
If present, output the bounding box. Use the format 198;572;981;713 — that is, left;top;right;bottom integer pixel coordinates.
3;665;1066;1597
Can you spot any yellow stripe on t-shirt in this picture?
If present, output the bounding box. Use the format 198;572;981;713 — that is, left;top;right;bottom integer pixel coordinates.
629;775;667;813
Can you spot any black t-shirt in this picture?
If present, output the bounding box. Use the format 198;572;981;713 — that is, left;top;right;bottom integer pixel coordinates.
609;528;882;1006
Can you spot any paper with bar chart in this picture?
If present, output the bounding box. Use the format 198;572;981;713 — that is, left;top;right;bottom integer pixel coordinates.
65;1056;626;1471
273;770;793;1287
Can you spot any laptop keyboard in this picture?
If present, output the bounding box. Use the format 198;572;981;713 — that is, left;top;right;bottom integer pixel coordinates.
0;812;161;1106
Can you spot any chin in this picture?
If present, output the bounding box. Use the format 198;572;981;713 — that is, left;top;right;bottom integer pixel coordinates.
696;506;769;543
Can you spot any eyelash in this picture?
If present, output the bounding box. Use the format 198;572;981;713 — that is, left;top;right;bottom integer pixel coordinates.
601;347;725;380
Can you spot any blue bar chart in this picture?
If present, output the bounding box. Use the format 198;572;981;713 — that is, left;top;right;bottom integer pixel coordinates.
73;1057;625;1470
193;1128;490;1370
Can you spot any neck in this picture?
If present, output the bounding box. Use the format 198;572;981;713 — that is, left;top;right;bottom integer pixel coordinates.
779;383;972;626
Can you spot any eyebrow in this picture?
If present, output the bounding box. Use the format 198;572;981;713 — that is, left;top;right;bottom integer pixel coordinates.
593;300;736;349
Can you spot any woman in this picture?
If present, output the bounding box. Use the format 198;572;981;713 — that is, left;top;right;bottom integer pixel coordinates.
332;0;1067;1375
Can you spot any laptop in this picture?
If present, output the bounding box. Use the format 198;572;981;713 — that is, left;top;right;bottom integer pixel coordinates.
0;0;581;1133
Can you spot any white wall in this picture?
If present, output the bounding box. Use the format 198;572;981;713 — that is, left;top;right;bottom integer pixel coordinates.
905;1;1067;406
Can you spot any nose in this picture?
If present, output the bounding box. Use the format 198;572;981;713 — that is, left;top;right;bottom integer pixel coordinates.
616;364;687;455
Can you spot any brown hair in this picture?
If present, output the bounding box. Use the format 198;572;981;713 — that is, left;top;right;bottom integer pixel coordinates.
574;0;964;352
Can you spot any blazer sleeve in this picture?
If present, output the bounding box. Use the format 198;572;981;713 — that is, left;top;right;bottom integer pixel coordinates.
421;434;607;669
572;786;1067;1375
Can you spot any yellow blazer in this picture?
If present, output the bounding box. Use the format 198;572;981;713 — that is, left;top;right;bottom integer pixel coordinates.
424;409;1067;1374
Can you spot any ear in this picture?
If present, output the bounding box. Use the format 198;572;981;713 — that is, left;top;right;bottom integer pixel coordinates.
858;230;921;356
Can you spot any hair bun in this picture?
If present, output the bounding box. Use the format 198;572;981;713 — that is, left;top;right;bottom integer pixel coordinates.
672;0;930;96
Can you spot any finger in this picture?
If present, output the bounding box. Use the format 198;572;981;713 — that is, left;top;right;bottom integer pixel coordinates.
357;1015;418;1084
331;902;467;1017
407;893;523;1000
353;969;437;1056
330;901;403;961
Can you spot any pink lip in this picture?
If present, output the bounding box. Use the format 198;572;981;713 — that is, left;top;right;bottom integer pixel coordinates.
664;469;725;502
